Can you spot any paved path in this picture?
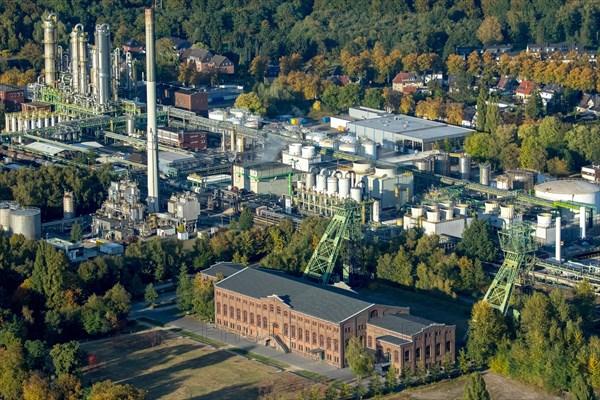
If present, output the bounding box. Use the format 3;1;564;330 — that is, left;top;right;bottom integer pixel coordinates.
131;303;355;382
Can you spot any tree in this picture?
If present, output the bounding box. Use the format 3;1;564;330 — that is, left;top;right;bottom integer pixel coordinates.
191;274;215;321
22;372;56;400
104;283;131;319
484;101;499;134
519;135;547;171
0;339;27;400
477;16;504;45
176;265;193;312
249;55;269;80
50;341;86;376
385;365;398;391
70;222;83;242
574;279;596;325
467;301;506;365
525;90;544;119
463;372;490;400
570;375;595;400
400;94;415;115
457;219;496;262
144;283;158;306
345;337;374;379
81;295;111;335
369;371;383;396
446;103;464;126
476;90;487;131
30;241;71;310
87;380;147;400
363;88;383;109
238;207;254;231
234;92;265;115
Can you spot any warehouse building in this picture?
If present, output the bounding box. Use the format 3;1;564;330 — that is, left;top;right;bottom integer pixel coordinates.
157;127;207;151
347;115;473;152
214;266;455;373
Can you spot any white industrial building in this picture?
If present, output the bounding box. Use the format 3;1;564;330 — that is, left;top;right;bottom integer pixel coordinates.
402;203;473;238
167;192;201;222
346;114;473;152
281;143;321;172
233;162;294;196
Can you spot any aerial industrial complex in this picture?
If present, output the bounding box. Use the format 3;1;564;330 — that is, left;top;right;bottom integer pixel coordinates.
0;8;600;389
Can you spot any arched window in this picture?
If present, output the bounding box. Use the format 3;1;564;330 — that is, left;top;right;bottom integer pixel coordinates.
284;323;289;336
250;313;254;325
319;335;324;348
312;332;317;345
394;350;399;363
229;306;234;318
370;309;379;318
236;308;241;321
263;317;267;328
223;306;227;317
298;328;303;340
367;336;373;348
216;302;221;315
243;311;247;323
334;339;339;352
269;304;274;312
291;325;296;338
276;307;281;315
257;314;261;327
327;337;331;350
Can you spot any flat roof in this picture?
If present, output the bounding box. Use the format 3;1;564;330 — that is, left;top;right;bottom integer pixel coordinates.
216;267;375;323
348;115;473;143
158;151;195;163
238;161;291;171
0;84;21;92
24;142;65;156
377;335;410;346
369;314;444;336
71;141;104;150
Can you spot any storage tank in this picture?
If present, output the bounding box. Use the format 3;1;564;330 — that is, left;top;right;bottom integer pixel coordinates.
289;143;302;156
455;203;468;216
353;161;372;174
350;187;362;202
230;108;245;118
10;208;41;240
364;141;377;159
0;204;10;232
480;163;491;186
414;158;433;172
534;180;600;211
411;206;424;218
500;204;514;219
459;154;472;181
339;143;358;154
63;192;75;219
434;153;450;175
537;213;552;228
374;167;396;178
327;176;338;195
496;175;511;190
316;174;327;192
484;201;498;214
208;110;226;121
339;177;351;198
127;115;136;135
426;208;440;222
301;146;316;159
440;207;454;220
305;172;315;190
372;200;380;223
509;169;534;191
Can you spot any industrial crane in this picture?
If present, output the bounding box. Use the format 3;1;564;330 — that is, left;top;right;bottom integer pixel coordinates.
483;221;539;315
302;200;363;285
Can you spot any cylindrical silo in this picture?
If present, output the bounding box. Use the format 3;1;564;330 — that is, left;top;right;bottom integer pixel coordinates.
537;213;552;228
327;176;338;196
316;174;326;192
459;154;472;181
10;208;41;240
364;141;377;159
411;206;423;218
339;177;351;198
480;163;491;186
305;172;315;190
372;200;380;222
484;201;498;214
434;153;450;176
127;115;136;136
301;146;316;159
63;192;75;219
289;143;302;156
500;204;514;219
426;208;440;222
455;203;468;217
414;158;432;172
350;187;362;203
0;204;11;232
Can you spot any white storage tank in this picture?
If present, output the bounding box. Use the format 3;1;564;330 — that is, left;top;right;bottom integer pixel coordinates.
127;115;136;136
327;176;338;195
455;203;468;216
289;143;302;156
484;201;498;214
301;146;316;158
414;158;433;172
534;180;600;211
339;177;351;198
374;167;396;178
537;213;552;228
372;200;380;222
350;187;362;202
440;206;454;220
305;172;315;190
316;174;327;192
364;141;377;159
10;208;41;240
353;161;372;174
230;108;245;118
339;143;358;154
427;208;441;222
459;154;472;181
411;206;424;218
500;204;514;219
0;204;10;232
480;163;491;186
496;175;511;190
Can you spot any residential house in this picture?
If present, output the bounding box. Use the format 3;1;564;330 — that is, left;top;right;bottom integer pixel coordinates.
181;48;235;75
515;80;536;101
329;75;351;86
447;74;474;95
211;55;235;75
0;84;25;111
461;107;476;128
455;46;482;60
122;39;144;55
483;44;513;56
169;37;192;52
492;76;518;95
539;83;564;107
392;72;424;94
577;94;600;116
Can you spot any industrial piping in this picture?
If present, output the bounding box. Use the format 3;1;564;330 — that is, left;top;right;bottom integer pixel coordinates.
145;8;160;213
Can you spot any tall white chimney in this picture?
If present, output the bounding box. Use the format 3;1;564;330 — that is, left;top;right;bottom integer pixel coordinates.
145;8;159;213
555;216;561;262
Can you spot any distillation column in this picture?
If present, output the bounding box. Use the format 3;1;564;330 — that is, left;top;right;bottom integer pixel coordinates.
70;26;81;92
145;8;159;213
78;27;89;94
42;13;59;85
95;24;111;105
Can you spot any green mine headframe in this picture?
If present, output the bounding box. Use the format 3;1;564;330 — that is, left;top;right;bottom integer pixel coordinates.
302;200;362;285
484;221;539;315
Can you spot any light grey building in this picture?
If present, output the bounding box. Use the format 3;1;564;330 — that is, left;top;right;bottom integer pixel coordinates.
233;162;293;195
347;115;473;152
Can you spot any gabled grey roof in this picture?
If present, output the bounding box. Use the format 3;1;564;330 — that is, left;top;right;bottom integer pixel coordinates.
369;313;443;336
216;267;374;323
202;262;244;279
377;335;409;346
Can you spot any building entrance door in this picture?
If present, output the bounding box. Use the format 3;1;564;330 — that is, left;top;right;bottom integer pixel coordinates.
273;323;279;335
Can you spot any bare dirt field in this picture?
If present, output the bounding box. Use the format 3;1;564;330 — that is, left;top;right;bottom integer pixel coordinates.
81;330;312;400
384;371;566;400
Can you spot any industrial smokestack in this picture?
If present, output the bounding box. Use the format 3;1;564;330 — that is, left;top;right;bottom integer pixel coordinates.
145;8;159;213
43;13;59;85
95;24;111;105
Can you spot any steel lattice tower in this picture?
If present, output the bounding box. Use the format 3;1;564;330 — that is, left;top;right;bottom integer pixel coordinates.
302;200;363;285
484;221;539;314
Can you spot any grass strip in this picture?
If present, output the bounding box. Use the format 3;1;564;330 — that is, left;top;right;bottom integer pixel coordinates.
230;348;290;369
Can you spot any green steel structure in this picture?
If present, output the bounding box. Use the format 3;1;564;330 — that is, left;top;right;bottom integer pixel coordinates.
302;200;362;285
484;222;539;314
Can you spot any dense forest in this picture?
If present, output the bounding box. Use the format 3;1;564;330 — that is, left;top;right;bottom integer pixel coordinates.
2;0;600;69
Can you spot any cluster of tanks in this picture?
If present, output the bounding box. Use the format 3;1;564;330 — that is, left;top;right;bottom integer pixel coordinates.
0;202;42;240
